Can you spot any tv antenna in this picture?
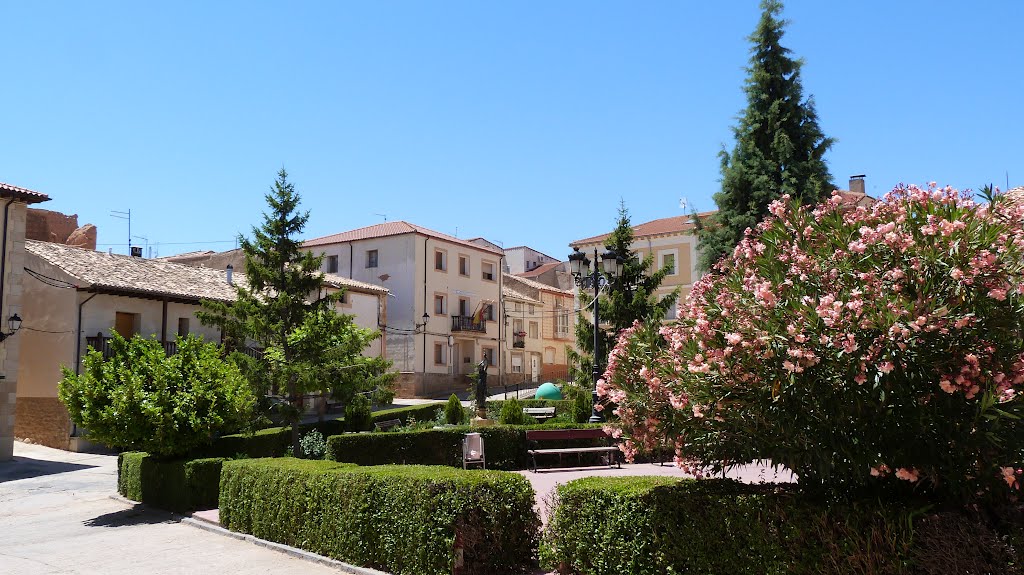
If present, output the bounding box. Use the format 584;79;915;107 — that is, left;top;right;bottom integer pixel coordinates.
110;209;131;254
374;213;388;221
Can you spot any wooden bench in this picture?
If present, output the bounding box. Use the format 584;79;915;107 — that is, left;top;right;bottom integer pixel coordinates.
373;419;402;431
526;428;621;472
523;407;556;421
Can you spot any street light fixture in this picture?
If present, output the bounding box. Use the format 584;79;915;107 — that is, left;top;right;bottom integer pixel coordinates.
0;314;22;342
568;247;621;423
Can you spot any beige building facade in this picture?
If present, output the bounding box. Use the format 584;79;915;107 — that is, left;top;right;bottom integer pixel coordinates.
0;183;50;460
18;241;387;450
304;221;505;398
502;274;575;386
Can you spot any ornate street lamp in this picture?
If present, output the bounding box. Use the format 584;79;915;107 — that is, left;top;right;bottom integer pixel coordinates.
0;314;21;342
568;247;621;423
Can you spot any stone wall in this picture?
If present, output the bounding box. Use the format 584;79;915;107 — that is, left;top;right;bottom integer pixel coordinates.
0;203;27;459
26;208;96;250
394;372;471;399
14;397;71;450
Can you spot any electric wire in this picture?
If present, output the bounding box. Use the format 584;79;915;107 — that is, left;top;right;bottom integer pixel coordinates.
24;267;78;289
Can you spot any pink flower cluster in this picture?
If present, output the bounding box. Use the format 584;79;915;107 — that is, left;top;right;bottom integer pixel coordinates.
602;183;1024;497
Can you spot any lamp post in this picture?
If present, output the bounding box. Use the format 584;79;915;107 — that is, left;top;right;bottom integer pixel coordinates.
0;314;21;342
568;247;622;423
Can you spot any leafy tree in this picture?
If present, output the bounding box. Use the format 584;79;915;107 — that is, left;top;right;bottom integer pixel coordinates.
696;0;835;271
199;169;393;455
445;393;464;425
569;203;679;388
58;333;255;458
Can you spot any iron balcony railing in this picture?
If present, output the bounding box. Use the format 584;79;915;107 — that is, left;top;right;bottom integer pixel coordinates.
512;334;526;348
451;315;487;333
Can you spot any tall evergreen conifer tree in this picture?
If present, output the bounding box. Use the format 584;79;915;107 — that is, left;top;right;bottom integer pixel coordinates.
696;0;835;271
201;170;392;455
569;203;679;387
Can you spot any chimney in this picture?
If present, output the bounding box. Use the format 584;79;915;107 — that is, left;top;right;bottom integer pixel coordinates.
226;264;234;286
130;246;143;257
849;174;866;195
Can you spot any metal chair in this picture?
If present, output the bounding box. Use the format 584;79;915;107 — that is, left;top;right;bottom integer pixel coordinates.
462;433;485;469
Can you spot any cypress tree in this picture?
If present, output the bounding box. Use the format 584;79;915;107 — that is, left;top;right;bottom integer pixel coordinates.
697;0;835;271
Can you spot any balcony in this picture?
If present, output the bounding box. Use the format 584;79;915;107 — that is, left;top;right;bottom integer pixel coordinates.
512;333;526;348
86;335;263;360
451;315;486;333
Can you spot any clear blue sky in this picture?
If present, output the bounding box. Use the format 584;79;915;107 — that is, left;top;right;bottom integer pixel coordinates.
2;1;1021;260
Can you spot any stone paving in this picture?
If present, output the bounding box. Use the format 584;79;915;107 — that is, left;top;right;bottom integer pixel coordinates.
0;442;342;575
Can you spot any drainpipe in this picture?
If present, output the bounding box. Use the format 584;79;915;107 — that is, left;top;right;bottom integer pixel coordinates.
0;198;14;337
349;242;354;279
72;291;98;438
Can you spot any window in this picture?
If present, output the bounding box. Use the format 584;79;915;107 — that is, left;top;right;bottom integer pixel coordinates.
556;313;570;337
177;318;190;337
434;249;447;272
482;261;495;281
513;319;524;334
661;252;677;275
434;343;447;365
544;347;556;364
434;294;447;315
529;321;539;339
458;255;469;276
528;304;535;315
366;249;378;268
513;301;522;312
459;298;470;317
114;312;140;338
326;255;339;274
482;347;496;366
511;354;523;373
483;303;495;321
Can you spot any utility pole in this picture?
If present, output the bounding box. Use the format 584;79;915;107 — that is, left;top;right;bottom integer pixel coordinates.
110;209;131;254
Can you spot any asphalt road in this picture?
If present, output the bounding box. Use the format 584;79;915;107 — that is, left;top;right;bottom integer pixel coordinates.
0;442;344;575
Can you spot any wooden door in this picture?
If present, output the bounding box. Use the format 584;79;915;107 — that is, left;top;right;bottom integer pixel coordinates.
114;312;137;338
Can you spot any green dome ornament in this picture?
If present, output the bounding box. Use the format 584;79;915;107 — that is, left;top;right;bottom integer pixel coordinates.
534;382;563;400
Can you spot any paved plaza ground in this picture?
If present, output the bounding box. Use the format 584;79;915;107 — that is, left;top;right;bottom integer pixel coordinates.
2;440;793;574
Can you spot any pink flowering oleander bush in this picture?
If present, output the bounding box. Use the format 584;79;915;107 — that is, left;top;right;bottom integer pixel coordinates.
603;184;1024;500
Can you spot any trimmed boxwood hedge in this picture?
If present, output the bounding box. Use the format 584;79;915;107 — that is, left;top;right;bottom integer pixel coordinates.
541;476;1023;575
117;452;226;513
219;458;539;575
326;423;606;470
197;404;444;458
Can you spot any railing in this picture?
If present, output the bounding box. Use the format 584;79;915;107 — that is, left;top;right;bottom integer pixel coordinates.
85;335;262;360
512;334;525;348
451;315;486;333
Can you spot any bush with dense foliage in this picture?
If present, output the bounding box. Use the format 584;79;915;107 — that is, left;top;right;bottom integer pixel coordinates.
445;393;464;425
299;429;327;459
498;397;532;425
326;423;604;470
118;452;225;513
219;458;539;575
196;419;345;458
604;185;1024;500
59;333;256;458
542;476;1022;575
344;393;372;431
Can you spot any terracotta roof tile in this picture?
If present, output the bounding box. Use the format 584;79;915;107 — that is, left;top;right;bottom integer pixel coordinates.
517;261;562;278
570;211;715;247
504;272;573;296
27;240;239;302
304;221;503;255
0;182;50;204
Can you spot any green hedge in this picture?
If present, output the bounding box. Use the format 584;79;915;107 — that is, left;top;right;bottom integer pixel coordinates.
326;423;605;470
540;474;933;572
198;419;348;458
219;458;539;575
488;398;573;415
370;402;445;425
117;452;226;513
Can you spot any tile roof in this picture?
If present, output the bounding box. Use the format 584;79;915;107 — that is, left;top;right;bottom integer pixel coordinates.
0;182;51;204
27;240;239;302
504;272;573;296
517;261;563;279
303;221;504;255
502;283;543;304
322;273;390;295
504;246;558;260
570;211;715;247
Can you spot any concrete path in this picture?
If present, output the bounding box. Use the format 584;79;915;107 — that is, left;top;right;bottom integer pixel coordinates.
0;442;344;575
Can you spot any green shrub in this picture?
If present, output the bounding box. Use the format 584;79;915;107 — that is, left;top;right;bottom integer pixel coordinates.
345;394;372;432
562;381;595;423
489;398;573;420
117;452;226;513
219;458;539;575
370;402;445;426
498;398;528;425
444;394;464;425
326;423;605;470
59;333;256;458
197;418;345;459
299;429;327;459
541;476;921;575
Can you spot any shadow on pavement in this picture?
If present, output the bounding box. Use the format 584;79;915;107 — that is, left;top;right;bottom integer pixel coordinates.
0;456;97;483
84;505;177;528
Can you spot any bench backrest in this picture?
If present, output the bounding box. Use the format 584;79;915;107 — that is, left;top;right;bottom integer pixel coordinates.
525;428;609;441
374;419;402;429
523;407;556;415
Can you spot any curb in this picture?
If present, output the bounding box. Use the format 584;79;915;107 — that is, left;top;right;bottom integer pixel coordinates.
108;495;389;575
